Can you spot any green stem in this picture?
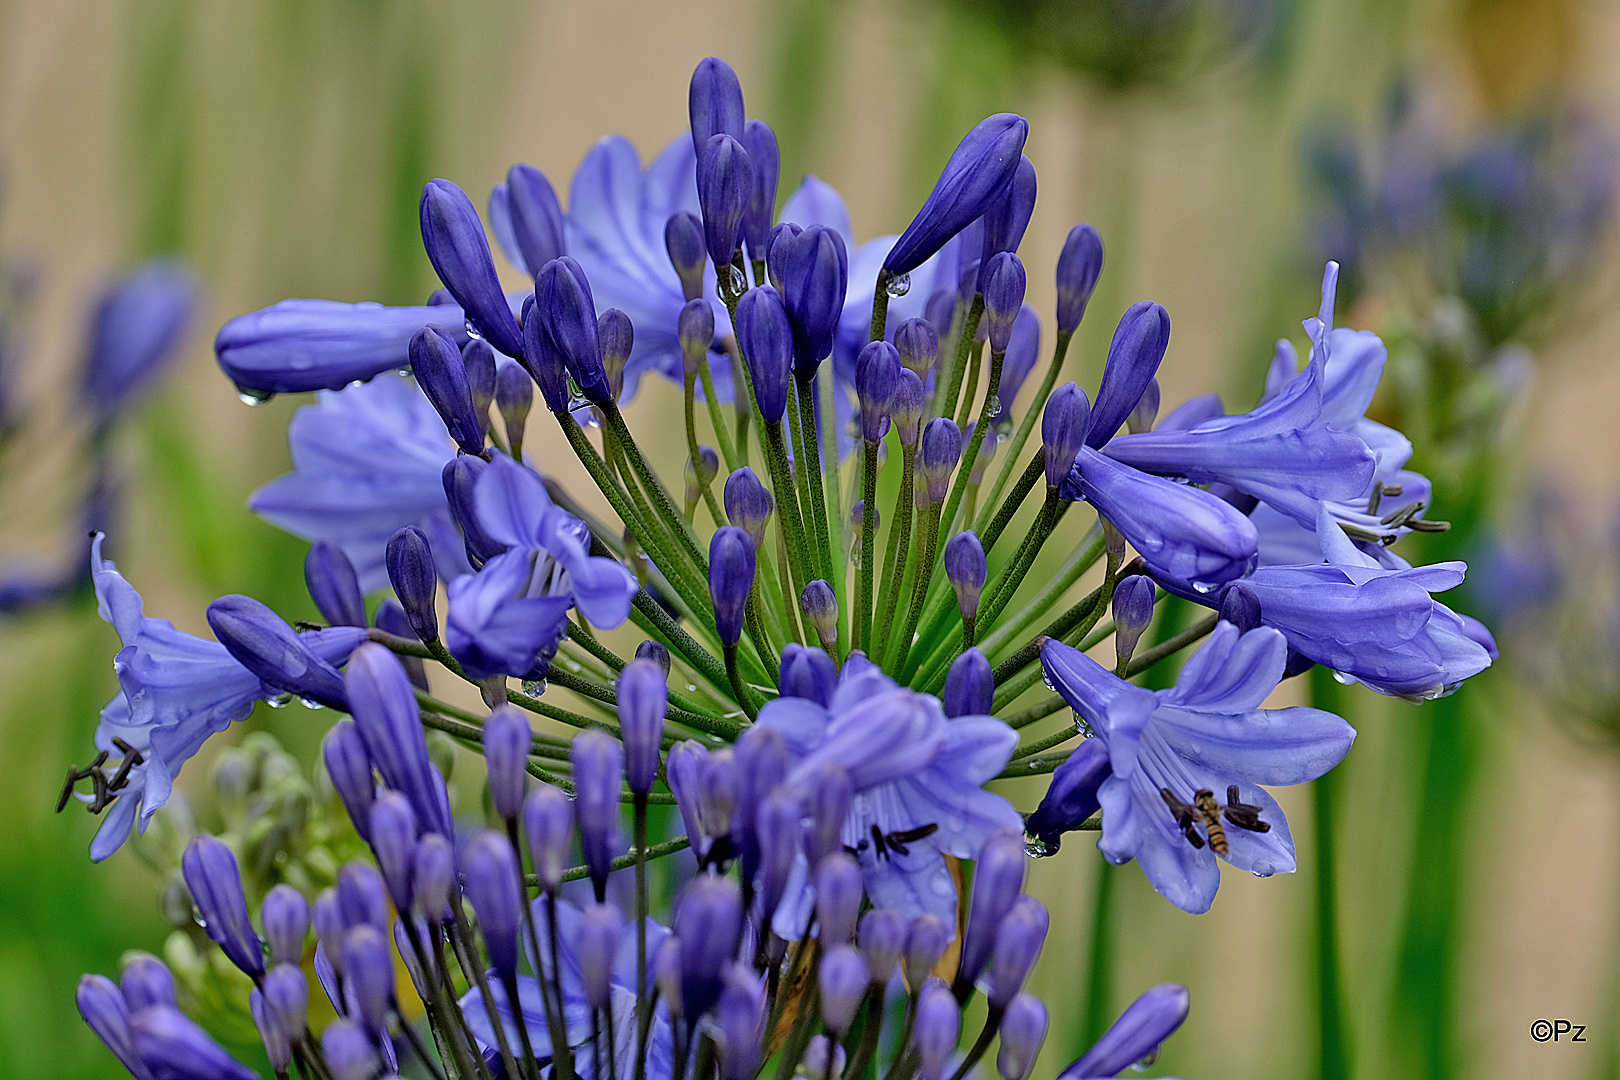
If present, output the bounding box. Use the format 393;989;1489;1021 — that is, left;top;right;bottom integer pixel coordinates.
1308;668;1351;1080
697;359;740;472
763;419;813;600
606;406;708;574
889;501;942;676
1010;722;1081;761
724;644;762;720
817;365;847;655
525;835;693;888
976;490;1061;628
793;374;834;581
856;439;880;651
1082;862;1116;1051
685;370;725;527
870;268;893;343
952;341;985;431
872;447;916;660
930;295;984;425
978;451;1045;555
1003;694;1068;730
633;798;651;1080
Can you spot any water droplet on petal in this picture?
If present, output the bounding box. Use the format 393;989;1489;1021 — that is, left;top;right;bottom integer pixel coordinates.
1190;580;1218;595
298;697;321;710
886;272;911;297
1252;860;1275;878
266;694;292;709
464;319;482;340
1129;1048;1160;1072
237;387;275;406
1332;670;1355;685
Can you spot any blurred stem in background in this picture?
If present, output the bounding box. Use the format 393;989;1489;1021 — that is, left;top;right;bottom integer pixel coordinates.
1308;667;1352;1080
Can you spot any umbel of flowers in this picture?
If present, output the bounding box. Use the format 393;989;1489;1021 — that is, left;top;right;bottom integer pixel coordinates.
67;57;1493;1080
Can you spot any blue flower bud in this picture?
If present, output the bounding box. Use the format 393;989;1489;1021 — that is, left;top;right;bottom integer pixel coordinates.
982;252;1027;354
464;339;498;435
82;260;196;425
977;155;1037;285
365;791;417;915
619;658;668;796
755;788;801;929
815;852;862;944
819;944;870;1035
385;526;440;643
986;895;1048;1008
577;902;625;1011
1126;377;1159;434
181;836;264;979
896;317;940;378
263;963;309;1040
337;861;389;936
442;455;503;567
856;340;901;442
708;526;757;647
573;728;624;899
774;225;848;375
800;580;838;648
858;908;906;987
312;889;344;970
716;964;767;1080
1219;582;1262;634
629;641;670;679
462;829;523;979
893;369;926;447
420;179;525;359
678;297;716;377
849;500;878;538
735;285;791;423
697;134;753;271
1059;983;1190;1080
321;1018;378;1080
944;532;988;623
305;540;367;629
689;56;746;151
675;874;743;1017
917;418;963;503
322;719;375;842
120;953;177;1012
1112;574;1157;665
654;936;684;1020
258;886;310;970
779;642;836;707
1055;224;1105;335
77;975;147;1080
724;466;775;547
1085;301;1170;449
496;360;535;450
741;120;780;261
667;213;709;302
597;308;634;401
997;994;1049;1080
943;647;994;718
1042;382;1092;488
912;978;963;1080
410;324;484;455
412;832;456;923
347;643;454;838
956;830;1026;993
904;913;952;989
800;760;854;868
730;726;788;886
207;595;354;710
666;741;714;857
520;293;571;412
1024;738;1109;852
481;705;532;823
132;1005;260;1080
339;925;393;1039
503;164;567;275
537;257;612;407
251;986;291;1073
886;114;1029;276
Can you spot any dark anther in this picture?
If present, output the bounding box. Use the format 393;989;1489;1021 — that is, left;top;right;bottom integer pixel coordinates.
54;751;110;814
883;822;939;857
89;770;114;813
697;833;736;872
1221;784;1271;833
1406;517;1451;533
1382;484;1403;497
1367;486;1383;516
1338;521;1385;543
870;824;890;860
1380;501;1423;527
1159;788;1205;849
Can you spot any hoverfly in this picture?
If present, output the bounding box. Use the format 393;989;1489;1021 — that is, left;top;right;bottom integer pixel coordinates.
1160;784;1270;856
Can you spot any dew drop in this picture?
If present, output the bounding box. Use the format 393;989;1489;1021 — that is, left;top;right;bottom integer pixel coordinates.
1025;835;1057;858
1129;1048;1160;1072
1190;579;1219;595
522;679;548;696
986;396;1001;415
1332;670;1355;686
1251;860;1275;878
464;319;483;340
266;693;292;709
886;272;911;298
298;697;321;710
728;265;748;293
685;683;698;693
237;386;275;406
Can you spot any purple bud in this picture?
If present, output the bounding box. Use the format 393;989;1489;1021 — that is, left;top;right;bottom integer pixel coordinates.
724;466;775;547
411;324;484;455
522;783;572;895
1059;983;1190;1080
312;889;344;969
675;874;743;1017
741;120;780;261
367;791;418;913
666;741;712;857
715;963;767;1080
849;500;878;537
259;886;311;970
800;580;838;647
917;418;963;503
496;360;535;449
322;719;375;841
943;647;994;718
893;369;926;446
576;902;624;1011
982;252;1026;354
986;895;1048;1008
597;308;634;401
305;540;366;628
904;912;952;988
131;1005;259;1080
1126;378;1160;434
896;317;940;377
120;953;177;1012
412;832;456;923
735;285;792;424
886;114;1030;275
815;852;862;944
697;134;753;271
251;987;291;1073
766;222;801;291
340;925;393;1039
573;728;624;899
819;945;870;1035
957;830;1026;992
856;341;901;442
801;760;854;868
709;526;757;647
521;292;571;412
181;836;264;978
207;595;351;711
503;164;567;274
338;861;389;936
462;829;523;979
443;454;503;566
385;526;439;643
537;257;612;407
779;642;836;707
420;179;524;359
912;978;963;1080
689;57;746;151
859;908;906;987
1024;738;1109;851
482;705;532;822
755;788;801;929
977;155;1037;284
322;1018;378;1080
1219;582;1262;634
347;643;454;838
77;975;148;1080
1042;382;1092;488
997;994;1049;1080
731;725;788;882
925;288;957;336
264;963;309;1039
618;658;668;796
1085;301;1170;449
678;297;716;375
655;937;684;1018
1112;574;1157;664
636;639;672;676
464;339;498;431
1055;224;1105;335
944;532;988;622
667;214;709;303
774;225;848;375
801;1036;846;1080
696;749;739;847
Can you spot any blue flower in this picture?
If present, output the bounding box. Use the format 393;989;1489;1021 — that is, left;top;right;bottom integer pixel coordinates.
81;260;197;426
83;535;366;861
757;662;1020;927
1041;622;1355;913
444;454;638;679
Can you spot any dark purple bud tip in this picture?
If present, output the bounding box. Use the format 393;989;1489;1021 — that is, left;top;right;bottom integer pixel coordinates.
483;705;532;822
1061;983;1190;1080
366;790;418;912
386;526;439;643
597;308;634;401
1112;574;1157;655
779;642;836;707
945;531;988;621
943;647;994;718
261;884;310;968
918;418;964;503
636;639;672;676
181;836;264;978
741;120;780;261
619;658;669;796
520;295;570;413
464;339;497;431
894;369;926;447
977;154;1037;277
1055;224;1104;335
708;526;756;647
774;224;848;375
1087;301;1170;449
1219;582;1263;634
503;163;567;275
997;995;1049;1080
1024;738;1109;853
573;728;624;898
1042;383;1092;489
800;579;838;646
956;830;1026;994
856;340;901;443
420;178;524;359
886;113;1030;276
207;594;349;710
461;829;523;979
495;361;535;448
698;134;753;273
346;642;455;838
689;57;746;151
1126;377;1160;434
724;466;775;547
678;297;716;376
982;252;1027;354
895;317;940;376
667;213;709;303
411;324;484;455
819;945;871;1035
305;540;366;628
538;257;612;407
735;285;791;424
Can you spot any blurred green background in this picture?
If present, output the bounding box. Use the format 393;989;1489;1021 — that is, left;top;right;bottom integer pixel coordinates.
3;0;1619;1077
